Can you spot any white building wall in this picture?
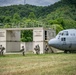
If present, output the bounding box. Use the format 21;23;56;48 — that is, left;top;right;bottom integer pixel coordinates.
0;30;6;41
33;29;44;41
6;30;20;52
33;28;44;54
6;30;20;41
6;42;20;52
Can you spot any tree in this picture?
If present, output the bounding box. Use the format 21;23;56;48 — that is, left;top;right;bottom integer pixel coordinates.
28;12;36;20
61;0;76;5
4;23;11;28
51;24;63;34
62;19;76;29
4;16;11;23
21;30;33;42
12;13;21;23
48;20;59;25
0;16;5;23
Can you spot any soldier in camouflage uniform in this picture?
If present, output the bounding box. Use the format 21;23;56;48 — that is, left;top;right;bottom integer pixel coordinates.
20;46;25;56
34;44;40;54
0;45;5;56
45;45;49;54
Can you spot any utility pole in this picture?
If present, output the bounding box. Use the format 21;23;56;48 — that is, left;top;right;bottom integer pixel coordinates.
24;0;26;5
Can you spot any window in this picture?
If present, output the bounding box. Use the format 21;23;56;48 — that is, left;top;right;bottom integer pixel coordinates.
61;38;66;41
71;33;75;36
63;31;68;36
45;31;47;40
59;31;68;36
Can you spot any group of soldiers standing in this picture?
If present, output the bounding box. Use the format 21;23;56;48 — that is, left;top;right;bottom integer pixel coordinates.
20;44;40;55
20;44;49;55
0;44;49;56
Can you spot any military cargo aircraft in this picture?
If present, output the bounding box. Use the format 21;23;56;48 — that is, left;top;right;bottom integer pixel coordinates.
48;29;76;53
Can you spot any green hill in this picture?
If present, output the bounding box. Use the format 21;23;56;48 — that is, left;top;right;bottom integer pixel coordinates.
0;0;76;29
44;0;76;29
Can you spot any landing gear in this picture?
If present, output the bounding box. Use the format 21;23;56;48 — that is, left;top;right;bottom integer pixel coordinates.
64;50;67;53
64;50;71;53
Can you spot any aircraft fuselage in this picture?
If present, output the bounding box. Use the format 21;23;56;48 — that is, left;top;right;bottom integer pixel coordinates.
48;29;76;53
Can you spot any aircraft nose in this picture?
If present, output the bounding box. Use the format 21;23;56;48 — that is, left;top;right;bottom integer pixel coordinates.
48;38;59;48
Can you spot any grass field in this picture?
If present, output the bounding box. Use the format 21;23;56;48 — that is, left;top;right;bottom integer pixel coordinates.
0;53;76;75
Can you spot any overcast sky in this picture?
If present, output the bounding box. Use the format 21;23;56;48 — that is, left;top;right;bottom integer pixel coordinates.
0;0;60;6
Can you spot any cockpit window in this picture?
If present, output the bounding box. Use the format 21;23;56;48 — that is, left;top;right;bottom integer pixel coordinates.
59;31;68;36
71;33;75;36
59;33;63;35
63;31;68;36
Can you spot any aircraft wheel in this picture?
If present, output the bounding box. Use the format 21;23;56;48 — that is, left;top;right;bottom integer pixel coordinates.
69;50;71;53
64;50;67;53
64;50;72;53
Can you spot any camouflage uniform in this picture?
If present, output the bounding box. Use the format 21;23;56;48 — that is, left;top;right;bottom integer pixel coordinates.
20;46;25;56
0;45;5;55
45;45;49;54
34;45;40;54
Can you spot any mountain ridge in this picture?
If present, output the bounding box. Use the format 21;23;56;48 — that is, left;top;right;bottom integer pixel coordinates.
0;0;76;29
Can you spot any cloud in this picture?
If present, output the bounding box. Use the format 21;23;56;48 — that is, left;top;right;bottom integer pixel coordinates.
0;0;24;6
0;0;59;6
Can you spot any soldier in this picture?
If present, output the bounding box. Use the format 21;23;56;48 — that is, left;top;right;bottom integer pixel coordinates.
45;45;49;54
0;45;5;56
0;45;2;55
20;46;25;56
34;44;40;54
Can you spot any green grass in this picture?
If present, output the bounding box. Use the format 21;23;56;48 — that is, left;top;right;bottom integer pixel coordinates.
0;53;76;75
